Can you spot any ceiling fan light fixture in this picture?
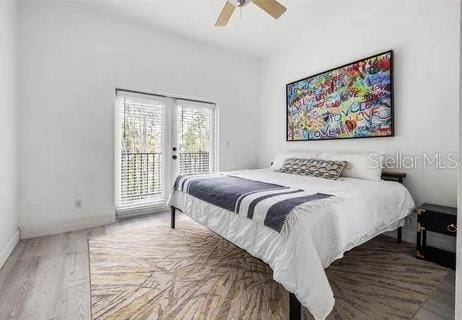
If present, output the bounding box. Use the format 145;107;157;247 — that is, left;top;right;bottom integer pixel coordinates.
215;0;287;27
235;0;250;7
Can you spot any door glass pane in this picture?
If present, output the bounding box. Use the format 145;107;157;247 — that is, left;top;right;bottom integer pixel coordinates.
119;96;166;208
177;101;215;175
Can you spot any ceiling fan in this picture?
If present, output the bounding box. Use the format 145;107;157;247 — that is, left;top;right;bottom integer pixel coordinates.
215;0;287;26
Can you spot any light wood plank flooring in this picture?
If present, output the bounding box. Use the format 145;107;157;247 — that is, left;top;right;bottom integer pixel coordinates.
0;212;455;320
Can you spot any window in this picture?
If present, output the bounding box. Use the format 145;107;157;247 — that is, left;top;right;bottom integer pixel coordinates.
177;100;215;175
116;94;167;211
115;90;217;215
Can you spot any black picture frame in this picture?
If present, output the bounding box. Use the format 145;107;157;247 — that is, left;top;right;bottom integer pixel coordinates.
285;50;394;142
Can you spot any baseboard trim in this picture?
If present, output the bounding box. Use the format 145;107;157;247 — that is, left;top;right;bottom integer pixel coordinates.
20;214;116;239
0;229;20;269
116;205;167;219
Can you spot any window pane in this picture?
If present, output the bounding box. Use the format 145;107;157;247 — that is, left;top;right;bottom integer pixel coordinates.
119;97;165;208
177;102;214;175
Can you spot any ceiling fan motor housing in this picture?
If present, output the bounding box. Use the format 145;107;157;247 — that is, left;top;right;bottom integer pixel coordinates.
235;0;251;7
215;0;286;26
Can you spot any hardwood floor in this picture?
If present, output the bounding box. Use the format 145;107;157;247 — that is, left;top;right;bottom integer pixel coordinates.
0;212;455;320
414;270;455;320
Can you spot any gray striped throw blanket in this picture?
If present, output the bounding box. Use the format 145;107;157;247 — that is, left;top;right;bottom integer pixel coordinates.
174;174;334;234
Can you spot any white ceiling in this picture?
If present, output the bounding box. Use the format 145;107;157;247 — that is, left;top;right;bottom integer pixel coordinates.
73;0;350;58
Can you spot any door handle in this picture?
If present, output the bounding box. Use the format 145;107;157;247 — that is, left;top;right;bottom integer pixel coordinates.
172;155;177;160
447;224;457;233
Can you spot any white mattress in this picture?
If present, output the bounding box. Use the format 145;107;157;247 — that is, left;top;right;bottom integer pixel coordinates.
170;169;415;319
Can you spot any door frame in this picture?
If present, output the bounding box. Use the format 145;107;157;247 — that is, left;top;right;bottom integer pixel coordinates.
114;88;219;218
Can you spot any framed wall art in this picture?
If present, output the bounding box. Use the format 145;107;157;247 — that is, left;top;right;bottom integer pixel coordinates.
286;51;394;141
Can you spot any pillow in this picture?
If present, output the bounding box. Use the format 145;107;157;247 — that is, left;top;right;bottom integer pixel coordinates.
277;158;347;180
318;153;383;181
271;152;319;170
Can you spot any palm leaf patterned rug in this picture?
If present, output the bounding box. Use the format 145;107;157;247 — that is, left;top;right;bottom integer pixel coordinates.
89;218;448;320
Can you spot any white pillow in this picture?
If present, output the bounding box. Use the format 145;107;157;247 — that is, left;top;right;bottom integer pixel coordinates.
271;152;319;170
318;152;383;181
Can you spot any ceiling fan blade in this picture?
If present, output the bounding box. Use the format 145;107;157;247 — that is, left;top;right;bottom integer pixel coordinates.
215;1;236;27
251;0;287;19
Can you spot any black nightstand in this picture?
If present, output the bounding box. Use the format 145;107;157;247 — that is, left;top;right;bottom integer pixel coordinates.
416;203;457;269
381;171;406;184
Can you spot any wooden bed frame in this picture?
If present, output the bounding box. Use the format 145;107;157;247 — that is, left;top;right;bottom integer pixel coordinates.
170;171;406;320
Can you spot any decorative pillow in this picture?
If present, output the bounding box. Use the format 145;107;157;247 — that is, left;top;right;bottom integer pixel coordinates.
277;158;347;180
318;153;383;181
271;152;319;170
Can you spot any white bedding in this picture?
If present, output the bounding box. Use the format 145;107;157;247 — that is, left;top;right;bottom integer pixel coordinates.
170;169;415;319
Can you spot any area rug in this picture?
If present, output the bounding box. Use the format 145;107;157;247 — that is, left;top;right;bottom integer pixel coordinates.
89;219;448;320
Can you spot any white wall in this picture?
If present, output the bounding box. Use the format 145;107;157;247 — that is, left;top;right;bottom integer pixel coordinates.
258;0;460;247
0;0;19;267
18;0;260;238
456;2;462;317
16;0;461;244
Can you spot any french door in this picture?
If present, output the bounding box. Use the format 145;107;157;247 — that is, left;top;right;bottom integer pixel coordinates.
115;90;216;216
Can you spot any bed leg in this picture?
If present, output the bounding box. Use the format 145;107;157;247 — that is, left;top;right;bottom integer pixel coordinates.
171;206;175;229
397;227;402;243
289;293;301;320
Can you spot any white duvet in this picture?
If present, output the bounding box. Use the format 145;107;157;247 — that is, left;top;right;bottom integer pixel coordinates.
170;169;415;319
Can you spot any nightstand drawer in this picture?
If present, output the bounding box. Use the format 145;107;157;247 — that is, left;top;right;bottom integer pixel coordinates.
421;212;457;236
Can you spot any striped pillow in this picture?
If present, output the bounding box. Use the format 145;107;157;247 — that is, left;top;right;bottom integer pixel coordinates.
277;158;347;180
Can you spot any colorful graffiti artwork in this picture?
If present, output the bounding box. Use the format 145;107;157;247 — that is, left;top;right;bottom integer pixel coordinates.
286;51;394;141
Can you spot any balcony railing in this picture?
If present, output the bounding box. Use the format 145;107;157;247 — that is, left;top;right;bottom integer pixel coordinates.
179;152;211;175
120;153;162;203
120;152;211;204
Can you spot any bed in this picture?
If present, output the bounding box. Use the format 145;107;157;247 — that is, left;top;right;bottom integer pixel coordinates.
169;165;415;320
